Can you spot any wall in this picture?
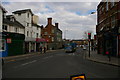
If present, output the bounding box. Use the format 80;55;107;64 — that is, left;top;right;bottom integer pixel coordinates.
0;8;3;32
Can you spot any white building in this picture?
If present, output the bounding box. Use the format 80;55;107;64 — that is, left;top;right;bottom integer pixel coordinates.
12;9;42;53
0;4;6;32
3;15;25;34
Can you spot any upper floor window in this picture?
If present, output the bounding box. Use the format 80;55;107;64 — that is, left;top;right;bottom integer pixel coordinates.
52;29;54;33
44;32;48;35
52;37;54;42
15;28;18;33
27;23;29;27
31;32;32;37
106;0;108;11
3;25;7;31
37;27;39;30
36;33;39;38
27;31;29;37
111;0;115;8
18;13;21;16
27;13;29;18
10;18;14;22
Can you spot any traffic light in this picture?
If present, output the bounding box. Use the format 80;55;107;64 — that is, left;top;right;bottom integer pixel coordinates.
88;33;91;39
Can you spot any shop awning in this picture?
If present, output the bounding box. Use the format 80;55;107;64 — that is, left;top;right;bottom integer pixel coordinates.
36;38;47;42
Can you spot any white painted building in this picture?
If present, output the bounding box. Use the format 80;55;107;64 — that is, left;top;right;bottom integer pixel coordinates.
3;15;25;34
12;9;42;53
0;4;6;32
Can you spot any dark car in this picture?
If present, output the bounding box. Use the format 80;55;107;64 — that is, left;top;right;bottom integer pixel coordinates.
65;46;76;53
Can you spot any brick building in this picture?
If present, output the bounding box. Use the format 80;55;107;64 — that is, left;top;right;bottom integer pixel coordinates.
41;18;62;50
96;0;120;56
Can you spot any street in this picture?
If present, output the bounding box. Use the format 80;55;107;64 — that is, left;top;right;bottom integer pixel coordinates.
2;48;119;79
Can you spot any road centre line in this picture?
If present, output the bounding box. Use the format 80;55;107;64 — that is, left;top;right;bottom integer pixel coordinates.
21;60;37;66
43;55;53;60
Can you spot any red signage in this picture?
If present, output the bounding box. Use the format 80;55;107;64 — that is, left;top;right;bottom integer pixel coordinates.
36;38;47;42
7;38;12;43
88;33;91;35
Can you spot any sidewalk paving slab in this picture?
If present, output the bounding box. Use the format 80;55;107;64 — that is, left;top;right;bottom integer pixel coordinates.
85;50;120;67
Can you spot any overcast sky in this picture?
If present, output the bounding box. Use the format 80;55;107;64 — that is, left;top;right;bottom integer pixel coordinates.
1;0;101;39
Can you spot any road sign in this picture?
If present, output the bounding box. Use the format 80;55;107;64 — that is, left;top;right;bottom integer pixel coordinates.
7;38;11;43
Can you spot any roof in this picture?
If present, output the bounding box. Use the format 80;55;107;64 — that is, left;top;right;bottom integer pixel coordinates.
3;19;25;28
12;9;33;15
32;23;42;28
0;4;7;13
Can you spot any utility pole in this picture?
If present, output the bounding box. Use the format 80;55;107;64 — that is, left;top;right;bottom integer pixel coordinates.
88;33;91;57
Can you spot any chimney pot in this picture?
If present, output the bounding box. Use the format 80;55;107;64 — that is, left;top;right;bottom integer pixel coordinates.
48;18;52;24
55;23;58;28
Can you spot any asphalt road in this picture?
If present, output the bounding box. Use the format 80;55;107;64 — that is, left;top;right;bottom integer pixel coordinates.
2;48;119;79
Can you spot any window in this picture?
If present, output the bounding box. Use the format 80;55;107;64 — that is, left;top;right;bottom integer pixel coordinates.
37;27;39;30
27;23;29;27
102;7;104;12
27;13;29;18
27;31;29;37
36;33;38;38
52;37;54;42
3;25;7;31
106;0;108;11
31;32;32;37
0;39;5;51
18;13;21;16
111;16;116;28
111;0;115;8
44;32;48;35
15;28;18;33
52;29;54;33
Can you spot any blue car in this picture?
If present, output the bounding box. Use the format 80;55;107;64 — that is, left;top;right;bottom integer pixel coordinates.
65;46;76;53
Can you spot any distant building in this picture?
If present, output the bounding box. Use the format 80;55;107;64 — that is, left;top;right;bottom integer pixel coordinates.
41;18;62;50
72;39;88;45
96;1;120;56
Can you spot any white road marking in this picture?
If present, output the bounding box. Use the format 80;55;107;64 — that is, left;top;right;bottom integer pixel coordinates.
21;60;37;66
43;56;53;60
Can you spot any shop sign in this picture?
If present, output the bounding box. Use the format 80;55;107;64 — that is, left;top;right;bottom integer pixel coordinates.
7;38;11;43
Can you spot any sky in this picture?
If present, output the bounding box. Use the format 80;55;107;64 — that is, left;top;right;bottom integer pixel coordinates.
1;0;101;40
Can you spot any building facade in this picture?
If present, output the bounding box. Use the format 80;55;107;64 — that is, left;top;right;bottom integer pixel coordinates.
96;1;120;56
0;4;6;32
12;9;42;53
41;18;62;50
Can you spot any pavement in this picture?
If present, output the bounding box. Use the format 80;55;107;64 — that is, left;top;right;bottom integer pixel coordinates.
84;50;120;67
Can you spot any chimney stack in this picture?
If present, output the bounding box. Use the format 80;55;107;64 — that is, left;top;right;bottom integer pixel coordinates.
48;18;52;25
55;23;58;28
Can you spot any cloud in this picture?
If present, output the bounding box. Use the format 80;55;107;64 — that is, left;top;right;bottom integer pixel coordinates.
2;2;98;39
